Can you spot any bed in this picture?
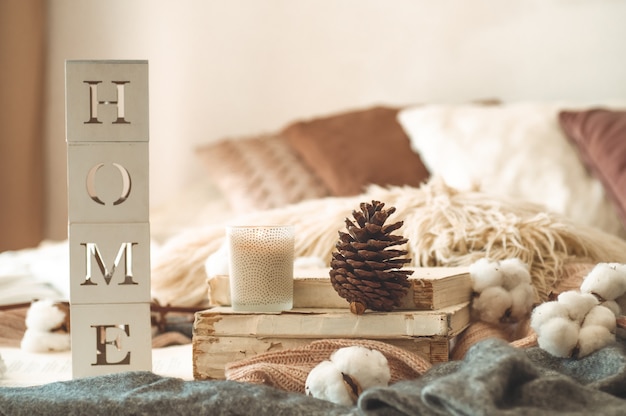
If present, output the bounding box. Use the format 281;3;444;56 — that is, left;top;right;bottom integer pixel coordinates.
2;101;626;415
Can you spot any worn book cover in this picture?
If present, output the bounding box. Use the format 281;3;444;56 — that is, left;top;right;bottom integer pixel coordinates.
195;303;469;339
207;266;472;310
193;303;470;379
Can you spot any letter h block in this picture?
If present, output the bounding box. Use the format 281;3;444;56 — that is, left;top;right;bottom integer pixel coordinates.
66;60;152;378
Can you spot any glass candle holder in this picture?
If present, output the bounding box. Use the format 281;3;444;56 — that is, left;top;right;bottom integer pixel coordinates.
226;225;294;312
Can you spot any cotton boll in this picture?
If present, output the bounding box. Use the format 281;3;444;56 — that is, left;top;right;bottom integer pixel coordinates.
469;258;503;293
508;283;535;321
536;317;579;358
531;301;569;335
305;360;354;406
25;299;66;331
472;286;512;324
577;325;615;358
21;330;71;353
582;305;617;332
499;258;531;290
557;291;599;323
604;262;626;278
580;263;626;300
614;294;626;316
330;346;390;391
21;300;70;353
600;300;622;318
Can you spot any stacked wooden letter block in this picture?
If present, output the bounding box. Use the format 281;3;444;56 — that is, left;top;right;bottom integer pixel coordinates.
66;60;152;378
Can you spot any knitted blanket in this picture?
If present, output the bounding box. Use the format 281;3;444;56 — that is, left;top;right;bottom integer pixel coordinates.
2;338;625;415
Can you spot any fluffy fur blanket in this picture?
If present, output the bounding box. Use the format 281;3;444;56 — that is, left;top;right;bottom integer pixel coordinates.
151;178;626;307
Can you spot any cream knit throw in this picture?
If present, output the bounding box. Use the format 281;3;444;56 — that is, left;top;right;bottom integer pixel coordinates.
151;178;626;307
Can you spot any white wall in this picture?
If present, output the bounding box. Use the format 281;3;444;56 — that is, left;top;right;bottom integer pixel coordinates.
44;0;626;240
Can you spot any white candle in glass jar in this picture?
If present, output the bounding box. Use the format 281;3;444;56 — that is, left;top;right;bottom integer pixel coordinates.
227;225;294;312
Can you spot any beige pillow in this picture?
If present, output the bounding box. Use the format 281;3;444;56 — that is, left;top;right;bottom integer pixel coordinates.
196;133;331;213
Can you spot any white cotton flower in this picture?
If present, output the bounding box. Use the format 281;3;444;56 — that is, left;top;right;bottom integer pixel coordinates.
536;317;580;358
577;325;615;358
305;360;354;406
21;330;71;353
509;283;535;321
499;258;531;290
330;346;390;391
557;291;599;324
582;305;617;332
469;258;537;324
469;258;503;293
24;299;66;331
21;299;70;353
531;301;569;335
614;294;626;315
533;289;618;359
472;286;512;324
305;346;391;406
600;300;621;318
580;263;626;300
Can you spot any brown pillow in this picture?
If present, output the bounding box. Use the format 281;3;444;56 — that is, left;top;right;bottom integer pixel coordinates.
559;109;626;228
196;134;331;213
281;106;430;196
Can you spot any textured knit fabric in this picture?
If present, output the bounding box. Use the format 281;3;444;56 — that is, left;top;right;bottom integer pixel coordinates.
2;338;626;415
225;338;433;393
359;338;626;415
0;371;352;416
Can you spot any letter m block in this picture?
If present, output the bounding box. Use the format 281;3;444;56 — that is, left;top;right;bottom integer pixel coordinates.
69;223;151;304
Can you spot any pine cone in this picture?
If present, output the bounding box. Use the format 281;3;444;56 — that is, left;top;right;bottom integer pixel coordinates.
330;200;413;314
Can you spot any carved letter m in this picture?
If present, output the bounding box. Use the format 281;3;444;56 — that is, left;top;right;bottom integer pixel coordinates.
81;242;139;286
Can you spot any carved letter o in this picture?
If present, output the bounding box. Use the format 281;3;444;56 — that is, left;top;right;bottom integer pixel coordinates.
86;163;132;205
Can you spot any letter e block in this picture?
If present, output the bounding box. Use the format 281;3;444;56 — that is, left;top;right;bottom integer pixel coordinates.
69;223;151;304
70;303;152;378
66;60;149;143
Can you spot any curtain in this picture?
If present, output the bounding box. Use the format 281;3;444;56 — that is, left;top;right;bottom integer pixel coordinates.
0;0;46;251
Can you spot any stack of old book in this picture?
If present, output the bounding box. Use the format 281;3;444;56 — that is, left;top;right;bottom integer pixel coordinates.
192;267;472;380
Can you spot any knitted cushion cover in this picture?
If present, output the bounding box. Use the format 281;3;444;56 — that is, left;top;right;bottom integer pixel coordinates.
195;133;331;213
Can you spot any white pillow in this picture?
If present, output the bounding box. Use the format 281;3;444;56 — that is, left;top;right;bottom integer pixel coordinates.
397;102;624;236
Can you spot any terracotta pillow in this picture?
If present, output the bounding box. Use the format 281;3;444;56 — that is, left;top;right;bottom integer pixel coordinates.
281;106;430;196
559;109;626;229
196;134;331;213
